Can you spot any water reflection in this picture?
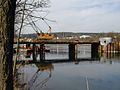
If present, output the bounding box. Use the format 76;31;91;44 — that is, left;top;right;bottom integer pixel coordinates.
15;62;54;90
15;52;120;90
99;52;120;64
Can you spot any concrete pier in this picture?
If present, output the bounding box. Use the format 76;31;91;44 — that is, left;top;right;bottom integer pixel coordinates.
39;44;45;61
32;43;36;61
91;43;100;59
69;44;76;60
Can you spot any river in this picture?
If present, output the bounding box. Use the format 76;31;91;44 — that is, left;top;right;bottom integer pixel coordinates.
14;44;120;90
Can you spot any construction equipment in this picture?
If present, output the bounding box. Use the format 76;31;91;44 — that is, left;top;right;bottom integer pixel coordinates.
32;18;55;40
37;25;55;40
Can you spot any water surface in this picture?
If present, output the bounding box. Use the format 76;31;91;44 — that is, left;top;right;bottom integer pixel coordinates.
15;44;120;90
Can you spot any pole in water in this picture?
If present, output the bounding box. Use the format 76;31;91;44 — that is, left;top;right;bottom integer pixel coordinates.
86;76;90;90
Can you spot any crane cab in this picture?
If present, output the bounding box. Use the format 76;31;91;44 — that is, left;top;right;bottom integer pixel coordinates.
37;33;55;40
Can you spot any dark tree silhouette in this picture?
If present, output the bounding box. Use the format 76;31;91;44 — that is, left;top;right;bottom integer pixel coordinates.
0;0;17;90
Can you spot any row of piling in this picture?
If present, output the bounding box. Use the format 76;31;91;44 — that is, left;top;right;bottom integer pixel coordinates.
99;42;120;53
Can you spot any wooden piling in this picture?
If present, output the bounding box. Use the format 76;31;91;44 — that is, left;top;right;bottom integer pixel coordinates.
26;43;30;48
109;43;112;53
118;42;120;53
99;41;120;53
99;45;104;53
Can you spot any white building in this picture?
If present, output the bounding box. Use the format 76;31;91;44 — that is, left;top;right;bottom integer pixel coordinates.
99;37;112;45
79;35;91;38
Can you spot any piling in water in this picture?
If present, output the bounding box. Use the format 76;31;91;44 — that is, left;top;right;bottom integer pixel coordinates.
99;41;120;53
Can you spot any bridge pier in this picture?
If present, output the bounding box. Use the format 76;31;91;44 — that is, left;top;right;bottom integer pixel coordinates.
32;43;36;61
69;44;76;60
91;43;100;59
26;43;31;48
39;44;45;61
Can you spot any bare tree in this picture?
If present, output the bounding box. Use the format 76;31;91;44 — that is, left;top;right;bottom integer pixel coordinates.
15;0;51;34
14;0;52;89
13;0;51;74
0;0;51;89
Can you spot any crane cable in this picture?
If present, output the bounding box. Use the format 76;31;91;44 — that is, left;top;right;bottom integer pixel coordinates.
27;16;43;34
41;18;51;33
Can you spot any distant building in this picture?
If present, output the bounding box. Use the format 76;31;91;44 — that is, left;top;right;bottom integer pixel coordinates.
99;37;112;45
79;35;91;38
65;36;74;39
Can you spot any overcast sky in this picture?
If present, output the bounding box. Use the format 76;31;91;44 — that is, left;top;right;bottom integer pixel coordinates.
22;0;120;33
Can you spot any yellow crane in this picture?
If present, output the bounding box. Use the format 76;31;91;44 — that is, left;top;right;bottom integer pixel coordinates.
37;25;55;40
32;18;55;40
